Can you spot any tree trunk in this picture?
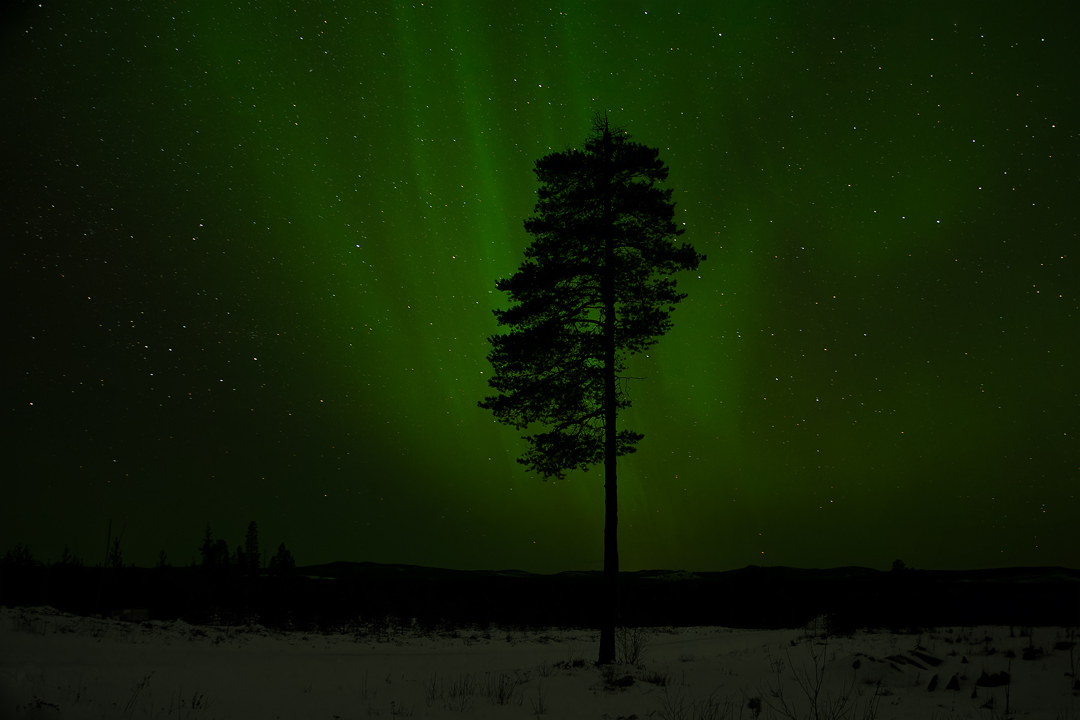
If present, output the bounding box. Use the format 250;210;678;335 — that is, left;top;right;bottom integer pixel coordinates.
599;412;618;665
598;123;619;666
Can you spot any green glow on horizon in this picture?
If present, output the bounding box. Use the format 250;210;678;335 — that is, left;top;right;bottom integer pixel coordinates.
2;0;1075;574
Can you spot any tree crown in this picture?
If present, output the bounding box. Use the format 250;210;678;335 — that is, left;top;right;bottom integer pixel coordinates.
480;114;705;479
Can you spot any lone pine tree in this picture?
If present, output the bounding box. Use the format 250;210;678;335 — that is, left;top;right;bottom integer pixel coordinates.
479;113;705;664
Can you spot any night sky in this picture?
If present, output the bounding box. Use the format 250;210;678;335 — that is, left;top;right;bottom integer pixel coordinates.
3;1;1076;574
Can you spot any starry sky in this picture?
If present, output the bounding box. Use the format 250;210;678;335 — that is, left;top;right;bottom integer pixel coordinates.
2;0;1077;574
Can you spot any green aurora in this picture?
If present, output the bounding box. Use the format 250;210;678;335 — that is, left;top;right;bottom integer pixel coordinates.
2;0;1076;573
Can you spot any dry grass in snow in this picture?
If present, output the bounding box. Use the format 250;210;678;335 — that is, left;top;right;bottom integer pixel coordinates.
1;606;1077;719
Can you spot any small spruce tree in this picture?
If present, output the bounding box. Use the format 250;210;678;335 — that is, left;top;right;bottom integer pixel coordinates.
212;538;230;567
106;537;123;569
268;542;296;580
244;521;260;578
199;523;215;570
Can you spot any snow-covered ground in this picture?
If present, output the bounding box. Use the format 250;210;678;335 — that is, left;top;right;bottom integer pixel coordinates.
1;605;1076;719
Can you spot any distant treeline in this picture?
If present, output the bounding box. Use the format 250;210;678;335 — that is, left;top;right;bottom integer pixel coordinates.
2;536;1077;633
0;521;303;628
1;520;295;575
194;521;297;580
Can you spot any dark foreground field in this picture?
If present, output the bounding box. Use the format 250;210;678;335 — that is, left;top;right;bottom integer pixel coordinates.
2;564;1078;718
3;605;1079;719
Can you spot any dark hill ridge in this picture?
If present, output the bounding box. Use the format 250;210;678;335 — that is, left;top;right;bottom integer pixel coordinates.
279;562;1078;630
1;561;1076;631
295;561;1078;585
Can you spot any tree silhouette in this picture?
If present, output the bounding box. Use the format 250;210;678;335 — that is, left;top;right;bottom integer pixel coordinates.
199;522;215;570
479;113;705;664
244;521;260;578
267;542;297;622
106;536;124;569
212;538;230;569
1;544;35;569
58;544;82;568
268;542;295;579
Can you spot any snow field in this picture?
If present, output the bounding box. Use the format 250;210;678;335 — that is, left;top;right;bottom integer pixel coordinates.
2;606;1077;719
